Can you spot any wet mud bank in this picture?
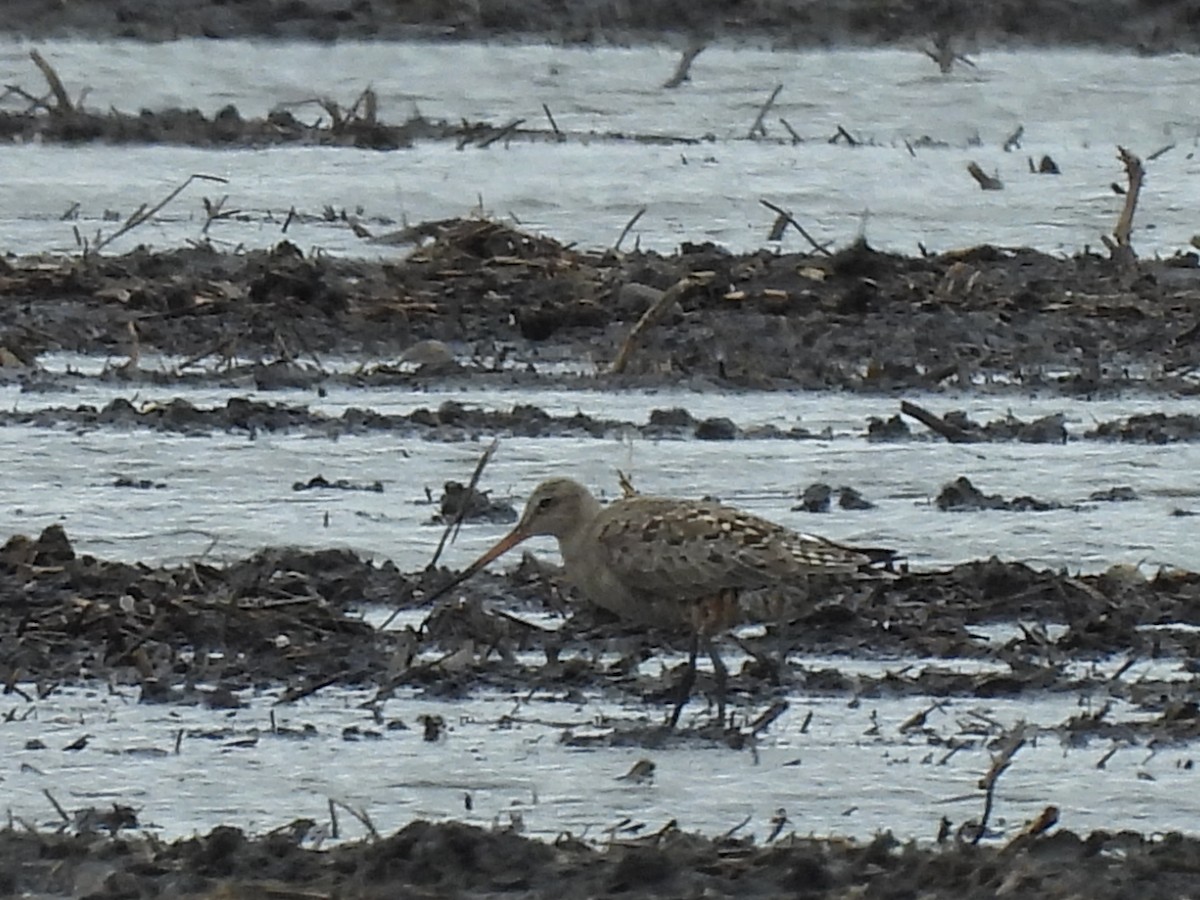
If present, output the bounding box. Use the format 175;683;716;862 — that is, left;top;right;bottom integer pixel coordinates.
2;221;1198;396
3;0;1200;53
5;819;1200;900
5;394;1200;448
6;512;1200;895
5;525;1200;734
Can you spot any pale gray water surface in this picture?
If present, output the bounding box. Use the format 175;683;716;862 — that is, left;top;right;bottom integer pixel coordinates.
2;41;1200;256
3;680;1197;843
0;379;1196;572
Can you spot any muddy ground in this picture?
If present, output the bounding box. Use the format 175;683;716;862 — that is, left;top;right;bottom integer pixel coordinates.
3;218;1200;896
4;13;1199;898
2;219;1198;396
4;523;1200;896
7;819;1200;899
3;0;1200;53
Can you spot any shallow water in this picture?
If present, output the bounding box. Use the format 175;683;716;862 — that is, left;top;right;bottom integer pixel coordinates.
3;38;1200;846
4;678;1196;844
3;376;1198;847
0;375;1196;572
2;41;1199;256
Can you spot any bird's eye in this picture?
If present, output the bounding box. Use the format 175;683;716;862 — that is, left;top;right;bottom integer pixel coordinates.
536;496;555;510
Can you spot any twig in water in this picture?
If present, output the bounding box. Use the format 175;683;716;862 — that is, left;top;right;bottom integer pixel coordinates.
970;724;1027;844
966;161;1003;191
330;799;379;841
778;117;802;145
542;103;564;141
722;812;753;839
478;118;525;149
614;207;646;252
429;437;500;569
747;84;783;139
899;399;980;443
377;438;502;632
90;173;229;254
328;797;340;840
662;42;706;89
830;124;859;146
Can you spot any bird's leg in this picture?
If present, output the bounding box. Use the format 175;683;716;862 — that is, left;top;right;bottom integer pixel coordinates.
702;634;728;729
667;631;700;729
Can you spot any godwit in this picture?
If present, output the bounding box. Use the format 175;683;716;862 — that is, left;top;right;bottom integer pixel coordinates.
425;477;893;727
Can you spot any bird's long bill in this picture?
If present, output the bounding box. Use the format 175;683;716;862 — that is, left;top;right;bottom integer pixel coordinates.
423;526;531;603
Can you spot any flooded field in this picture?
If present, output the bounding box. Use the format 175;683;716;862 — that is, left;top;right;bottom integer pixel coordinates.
1;42;1199;256
2;27;1200;899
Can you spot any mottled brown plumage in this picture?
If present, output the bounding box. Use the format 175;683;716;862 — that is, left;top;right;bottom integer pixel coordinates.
428;477;893;727
519;479;881;627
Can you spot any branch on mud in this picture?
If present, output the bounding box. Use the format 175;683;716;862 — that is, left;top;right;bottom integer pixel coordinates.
663;42;707;89
82;173;230;255
1101;146;1143;268
609;273;712;375
29;50;73;116
329;798;379;842
289;86;378;134
614;207;646;252
747;84;783;139
759;199;833;255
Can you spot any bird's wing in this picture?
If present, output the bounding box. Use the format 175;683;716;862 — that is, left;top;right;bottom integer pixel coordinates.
594;497;873;598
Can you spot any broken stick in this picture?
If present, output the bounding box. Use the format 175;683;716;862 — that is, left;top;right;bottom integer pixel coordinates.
966;162;1003;191
747;84;783;139
759;199;833;255
662;42;706;89
29;50;73;116
899;400;979;443
1101;145;1143;267
610;274;712;375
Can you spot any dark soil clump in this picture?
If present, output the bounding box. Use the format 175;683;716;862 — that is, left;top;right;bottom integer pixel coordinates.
2;222;1199;396
5;818;1200;899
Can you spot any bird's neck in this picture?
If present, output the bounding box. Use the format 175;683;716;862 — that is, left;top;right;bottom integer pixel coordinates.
555;491;603;559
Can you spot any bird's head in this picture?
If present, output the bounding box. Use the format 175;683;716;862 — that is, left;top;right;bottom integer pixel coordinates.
421;478;600;604
515;477;597;540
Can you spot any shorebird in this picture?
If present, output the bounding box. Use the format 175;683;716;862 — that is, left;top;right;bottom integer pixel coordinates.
425;477;893;727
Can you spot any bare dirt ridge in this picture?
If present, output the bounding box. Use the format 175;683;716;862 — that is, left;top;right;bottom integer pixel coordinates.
4;819;1200;899
2;219;1199;395
2;0;1200;53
